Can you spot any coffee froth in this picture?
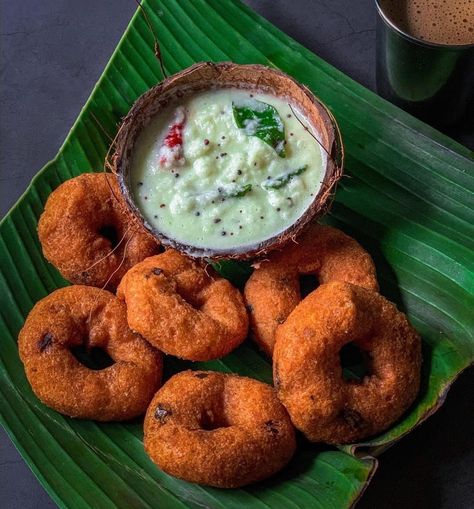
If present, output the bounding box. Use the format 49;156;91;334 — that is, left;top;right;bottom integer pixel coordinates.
379;0;474;45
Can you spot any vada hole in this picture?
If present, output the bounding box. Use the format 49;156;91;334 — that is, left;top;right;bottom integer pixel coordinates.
71;344;115;370
99;225;120;248
339;343;371;383
200;409;230;431
299;274;319;298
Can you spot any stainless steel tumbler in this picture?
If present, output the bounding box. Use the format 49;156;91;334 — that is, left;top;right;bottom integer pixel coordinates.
375;0;474;127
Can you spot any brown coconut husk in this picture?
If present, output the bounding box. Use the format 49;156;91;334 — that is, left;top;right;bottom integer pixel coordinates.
113;61;344;260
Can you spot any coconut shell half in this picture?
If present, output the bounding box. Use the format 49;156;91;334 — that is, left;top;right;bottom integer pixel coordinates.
114;62;343;260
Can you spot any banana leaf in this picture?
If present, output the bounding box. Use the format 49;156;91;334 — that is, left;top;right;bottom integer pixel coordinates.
0;1;472;508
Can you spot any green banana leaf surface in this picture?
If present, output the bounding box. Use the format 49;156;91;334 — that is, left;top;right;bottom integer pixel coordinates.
1;1;473;508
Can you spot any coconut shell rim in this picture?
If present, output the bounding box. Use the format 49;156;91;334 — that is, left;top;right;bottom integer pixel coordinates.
113;61;344;260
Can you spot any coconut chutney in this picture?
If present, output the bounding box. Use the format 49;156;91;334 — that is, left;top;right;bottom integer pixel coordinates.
130;88;327;251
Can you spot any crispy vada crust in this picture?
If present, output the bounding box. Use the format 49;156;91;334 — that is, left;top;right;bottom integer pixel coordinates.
38;173;160;290
117;250;249;361
273;282;421;444
18;285;163;421
244;223;379;357
144;370;296;488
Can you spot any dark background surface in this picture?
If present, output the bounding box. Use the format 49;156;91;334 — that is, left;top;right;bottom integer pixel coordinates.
1;1;473;508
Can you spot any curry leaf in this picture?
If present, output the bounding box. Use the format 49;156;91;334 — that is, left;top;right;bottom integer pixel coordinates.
227;183;252;197
262;166;307;189
232;98;286;157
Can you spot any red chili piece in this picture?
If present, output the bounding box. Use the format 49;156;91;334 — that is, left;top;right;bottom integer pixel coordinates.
164;123;184;148
158;107;186;167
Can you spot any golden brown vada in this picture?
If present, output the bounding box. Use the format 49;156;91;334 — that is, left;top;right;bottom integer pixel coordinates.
244;222;379;357
38;172;160;290
144;370;296;487
273;281;421;444
18;285;163;421
117;250;248;361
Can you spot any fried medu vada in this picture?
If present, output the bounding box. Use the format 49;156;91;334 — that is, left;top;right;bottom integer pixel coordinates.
117;250;248;361
38;172;161;290
273;281;421;444
18;285;163;421
244;222;379;357
144;370;296;488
